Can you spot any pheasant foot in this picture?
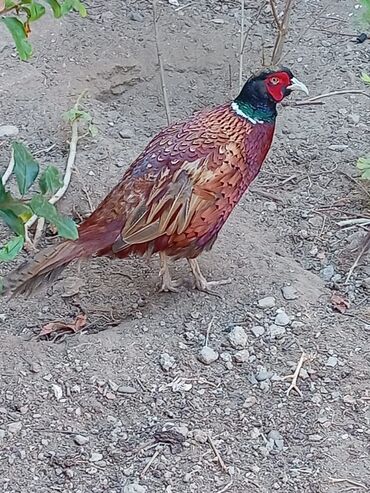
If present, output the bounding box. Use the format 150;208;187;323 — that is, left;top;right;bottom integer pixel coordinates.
188;258;231;297
159;253;181;293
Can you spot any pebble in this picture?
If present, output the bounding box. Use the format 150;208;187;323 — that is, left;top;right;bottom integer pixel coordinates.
124;483;147;493
74;434;89;446
198;346;219;365
251;325;265;337
119;126;135;139
243;396;257;408
228;326;248;349
0;429;5;439
159;353;176;371
308;434;323;442
347;113;360;124
7;421;22;433
269;324;286;339
320;265;335;281
328;144;348;151
258;296;276;309
326;356;338;367
128;12;144;22
0;124;19;138
233;349;249;363
255;368;273;382
268;430;284;450
193;429;208;443
274;311;291;326
362;277;370;291
281;286;298;300
90;452;103;462
117;385;137;394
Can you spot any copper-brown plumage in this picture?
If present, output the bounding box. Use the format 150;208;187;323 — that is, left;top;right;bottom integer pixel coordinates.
3;67;308;297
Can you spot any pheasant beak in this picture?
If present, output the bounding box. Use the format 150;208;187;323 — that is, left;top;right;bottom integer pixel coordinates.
287;77;309;95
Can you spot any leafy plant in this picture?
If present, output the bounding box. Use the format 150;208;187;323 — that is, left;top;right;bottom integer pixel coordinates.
0;0;87;60
0;142;79;262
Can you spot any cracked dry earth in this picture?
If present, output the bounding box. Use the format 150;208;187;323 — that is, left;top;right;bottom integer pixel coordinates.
0;1;369;492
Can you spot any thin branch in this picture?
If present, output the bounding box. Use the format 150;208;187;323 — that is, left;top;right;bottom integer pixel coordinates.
346;231;370;284
152;0;171;125
295;89;370;106
25;90;88;247
205;315;215;348
208;435;228;473
238;0;245;91
270;0;295;65
330;477;367;490
1;147;14;185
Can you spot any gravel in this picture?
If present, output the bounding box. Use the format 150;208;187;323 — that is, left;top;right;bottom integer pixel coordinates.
228;326;248;348
269;324;286;338
159;353;176;371
198;346;219;365
281;285;298;300
258;296;276;309
251;325;265;337
274;310;291;326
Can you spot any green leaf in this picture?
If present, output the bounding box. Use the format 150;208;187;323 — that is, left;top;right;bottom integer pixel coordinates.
60;0;87;16
22;2;46;21
0;178;6;201
44;0;62;18
1;17;32;61
0;186;33;221
39;166;63;195
12;141;40;195
0;236;24;262
361;72;370;85
357;156;370;180
5;1;16;9
0;210;25;236
30;195;78;240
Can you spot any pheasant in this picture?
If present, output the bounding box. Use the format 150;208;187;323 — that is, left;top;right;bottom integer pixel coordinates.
3;67;308;297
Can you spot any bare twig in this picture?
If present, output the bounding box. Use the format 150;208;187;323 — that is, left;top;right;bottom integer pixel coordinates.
205;315;215;347
282;352;307;397
295;89;370;106
329;477;367;490
152;0;171;125
208;435;228;473
269;0;295;65
1;147;14;185
337;218;370;227
346;232;370;284
25;90;88;247
238;0;245;91
218;481;233;493
141;447;161;477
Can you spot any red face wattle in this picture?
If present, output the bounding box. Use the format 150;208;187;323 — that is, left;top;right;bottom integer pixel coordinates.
264;71;293;102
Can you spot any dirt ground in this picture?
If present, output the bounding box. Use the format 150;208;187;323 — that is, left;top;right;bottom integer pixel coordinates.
0;1;369;492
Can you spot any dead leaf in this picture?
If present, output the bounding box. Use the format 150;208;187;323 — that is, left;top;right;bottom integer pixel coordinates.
331;292;350;314
38;313;87;340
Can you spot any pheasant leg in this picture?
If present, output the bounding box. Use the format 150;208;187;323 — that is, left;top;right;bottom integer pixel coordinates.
188;258;231;295
158;253;181;292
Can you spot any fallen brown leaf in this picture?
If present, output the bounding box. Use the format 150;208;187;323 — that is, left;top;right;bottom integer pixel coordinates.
38;313;87;339
331;292;350;314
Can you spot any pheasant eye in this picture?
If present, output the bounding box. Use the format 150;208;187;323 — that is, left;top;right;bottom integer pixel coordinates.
270;77;280;85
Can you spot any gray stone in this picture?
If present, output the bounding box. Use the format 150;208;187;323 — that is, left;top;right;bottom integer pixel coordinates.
258;296;276;309
274;311;291;326
7;421;22;433
74;434;89;446
117;385;137;394
228;326;248;348
347;113;360;124
362;277;370;292
326;356;338;367
119;126;135;139
159;353;176;371
193;429;208;443
0;429;5;439
129;11;144;22
251;325;265;337
328;144;348;151
198;346;219;365
281;286;298;300
269;324;286;339
233;349;249;363
124;482;147;493
320;265;335;281
255;368;273;381
90;452;103;462
0;125;19;138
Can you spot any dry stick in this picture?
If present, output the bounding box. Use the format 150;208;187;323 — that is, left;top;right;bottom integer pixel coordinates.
337;218;370;227
295;89;370;106
25;90;88;247
208;435;228;473
269;0;295;65
282;352;307;397
141;448;161;477
218;481;233;493
330;478;367;490
205;315;215;347
238;0;245;91
152;0;171;125
1;147;14;185
346;232;370;284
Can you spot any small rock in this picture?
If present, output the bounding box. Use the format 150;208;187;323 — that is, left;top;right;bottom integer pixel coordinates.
255;368;273;382
347;113;360;124
193;429;208;443
258;296;276;309
320;265;335;282
233;349;249;363
198;346;219;365
0;124;19;138
90;452;103;462
29;362;41;373
250;427;260;439
7;421;22;434
159;353;176;371
251;325;265;337
308;434;323;442
0;429;6;439
328;144;348;151
274;311;291;326
362;277;370;292
124;482;147;493
269;324;286;339
268;430;284;450
74;434;89;446
119;126;135;139
243;396;257;408
326;356;338;367
281;286;298;300
129;11;144;22
343;394;356;404
117;385;137;394
228;326;248;349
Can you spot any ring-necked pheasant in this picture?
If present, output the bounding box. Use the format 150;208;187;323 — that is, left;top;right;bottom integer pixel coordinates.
3;67;308;297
